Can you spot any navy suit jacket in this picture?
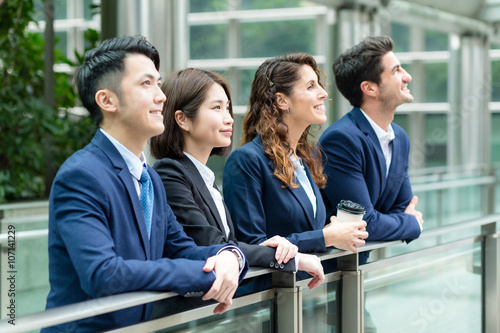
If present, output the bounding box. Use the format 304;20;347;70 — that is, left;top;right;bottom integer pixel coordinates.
43;131;247;332
223;136;327;253
319;107;421;256
153;155;295;271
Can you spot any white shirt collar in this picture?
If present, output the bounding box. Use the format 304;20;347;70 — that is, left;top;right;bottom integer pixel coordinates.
100;128;146;181
184;152;215;187
359;109;395;144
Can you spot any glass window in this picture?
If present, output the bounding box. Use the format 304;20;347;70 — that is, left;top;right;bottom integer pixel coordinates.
84;0;95;20
424;114;447;167
55;30;68;57
242;0;307;10
54;0;68;20
491;61;500;101
425;29;448;51
424;62;448;103
391;23;410;52
237;69;256;106
190;0;229;12
241;20;315;58
190;24;228;59
393;114;409;134
492;113;500;163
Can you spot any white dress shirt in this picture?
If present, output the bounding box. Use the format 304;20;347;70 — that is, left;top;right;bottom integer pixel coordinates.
290;155;317;218
184;152;231;238
100;129;146;197
359;111;423;231
360;109;395;177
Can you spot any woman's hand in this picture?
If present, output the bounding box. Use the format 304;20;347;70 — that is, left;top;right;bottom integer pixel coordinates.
322;216;368;252
259;235;298;264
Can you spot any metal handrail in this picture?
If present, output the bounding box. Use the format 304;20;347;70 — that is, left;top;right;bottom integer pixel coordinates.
0;214;497;333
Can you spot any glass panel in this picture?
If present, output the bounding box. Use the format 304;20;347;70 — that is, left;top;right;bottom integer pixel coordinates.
241;0;309;10
237;69;256;106
365;243;481;333
424;63;448;103
33;0;45;21
391;23;410;53
84;0;95;20
425;30;448;51
190;0;230;13
424;113;447;167
55;31;68;58
54;0;68;20
1;220;50;317
491;113;500;162
491;61;500;101
158;298;273;332
393;114;409;134
190;25;228;59
302;279;340;333
240;20;315;58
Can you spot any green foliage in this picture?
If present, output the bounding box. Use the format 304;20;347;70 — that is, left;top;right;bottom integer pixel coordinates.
0;0;97;203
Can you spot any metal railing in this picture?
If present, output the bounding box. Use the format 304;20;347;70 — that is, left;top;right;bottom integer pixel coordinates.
0;213;498;333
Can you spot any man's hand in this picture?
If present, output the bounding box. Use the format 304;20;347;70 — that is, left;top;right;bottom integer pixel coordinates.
296;253;325;289
202;250;240;314
259;235;298;265
323;216;368;252
405;196;424;226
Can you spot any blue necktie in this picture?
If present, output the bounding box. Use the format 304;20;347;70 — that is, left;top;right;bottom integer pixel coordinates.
139;165;154;240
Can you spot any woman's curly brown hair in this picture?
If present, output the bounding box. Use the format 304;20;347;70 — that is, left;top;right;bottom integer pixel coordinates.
242;53;327;189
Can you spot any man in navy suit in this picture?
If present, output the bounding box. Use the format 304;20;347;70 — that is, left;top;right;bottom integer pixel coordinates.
319;36;424;265
42;35;247;332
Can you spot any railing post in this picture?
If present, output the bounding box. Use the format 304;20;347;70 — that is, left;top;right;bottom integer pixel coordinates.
338;252;363;333
482;222;499;333
273;272;301;333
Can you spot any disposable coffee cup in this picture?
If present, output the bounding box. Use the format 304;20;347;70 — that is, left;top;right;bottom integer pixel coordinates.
336;200;365;222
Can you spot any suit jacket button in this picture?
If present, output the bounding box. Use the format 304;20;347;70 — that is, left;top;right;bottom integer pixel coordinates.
269;262;275;268
279;264;284;269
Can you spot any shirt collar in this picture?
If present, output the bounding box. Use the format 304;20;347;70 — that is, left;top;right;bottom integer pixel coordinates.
100;128;146;181
184;152;215;187
359;109;395;143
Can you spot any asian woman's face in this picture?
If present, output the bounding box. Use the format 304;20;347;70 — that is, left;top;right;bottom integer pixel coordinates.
185;83;233;151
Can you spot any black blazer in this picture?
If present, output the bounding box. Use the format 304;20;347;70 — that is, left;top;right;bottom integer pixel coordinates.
153;155;296;272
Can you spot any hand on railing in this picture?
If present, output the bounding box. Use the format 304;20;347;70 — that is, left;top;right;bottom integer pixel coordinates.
296;253;325;289
323;216;368;252
202;251;240;314
404;195;424;227
259;235;298;264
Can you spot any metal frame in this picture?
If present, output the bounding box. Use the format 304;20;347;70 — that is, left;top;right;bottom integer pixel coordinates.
1;214;497;333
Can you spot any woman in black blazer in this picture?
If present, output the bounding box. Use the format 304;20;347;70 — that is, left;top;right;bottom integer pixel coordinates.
150;68;324;289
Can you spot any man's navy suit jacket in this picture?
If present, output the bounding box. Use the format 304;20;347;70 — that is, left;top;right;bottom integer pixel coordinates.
42;130;247;332
223;136;327;254
319;107;421;263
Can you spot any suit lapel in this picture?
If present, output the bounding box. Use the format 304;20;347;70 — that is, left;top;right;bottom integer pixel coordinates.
92;130;151;259
179;157;229;239
265;155;316;230
350;108;387;188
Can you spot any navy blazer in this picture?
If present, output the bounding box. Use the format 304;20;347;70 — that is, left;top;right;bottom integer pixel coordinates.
319;107;421;249
43;131;247;332
223;136;327;253
153;155;295;271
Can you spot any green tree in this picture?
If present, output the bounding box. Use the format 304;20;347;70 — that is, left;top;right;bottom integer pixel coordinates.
0;0;97;202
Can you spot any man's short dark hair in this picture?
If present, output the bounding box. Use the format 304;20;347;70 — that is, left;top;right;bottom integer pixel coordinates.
74;35;160;125
333;36;394;107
